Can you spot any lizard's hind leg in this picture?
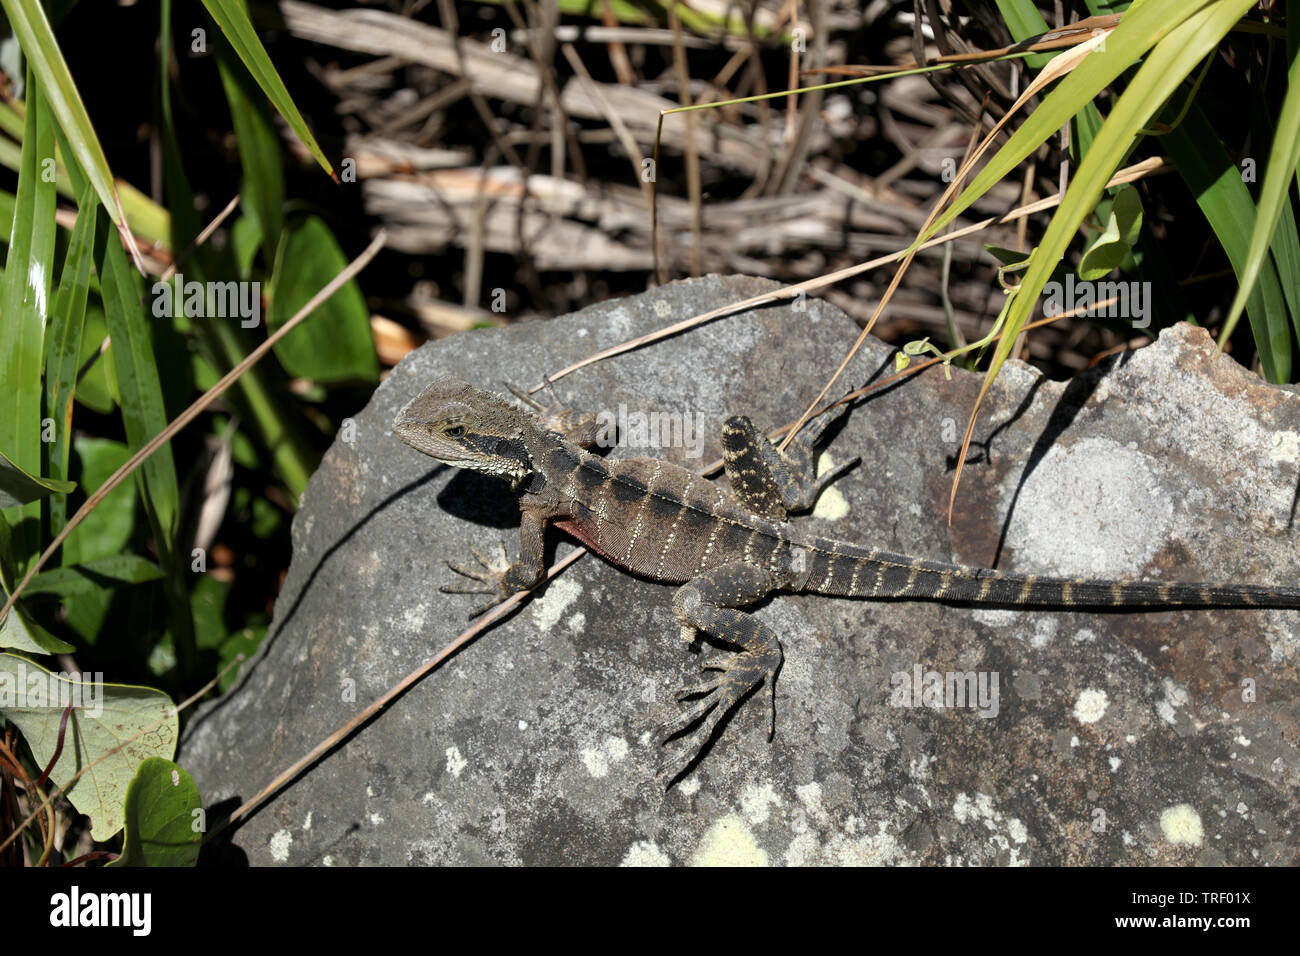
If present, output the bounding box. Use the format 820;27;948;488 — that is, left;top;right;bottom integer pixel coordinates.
720;398;858;520
659;562;783;784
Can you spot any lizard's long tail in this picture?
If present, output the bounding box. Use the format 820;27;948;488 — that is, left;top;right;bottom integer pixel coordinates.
801;541;1300;608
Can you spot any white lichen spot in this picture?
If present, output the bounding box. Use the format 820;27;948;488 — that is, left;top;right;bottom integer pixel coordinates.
679;776;701;797
581;736;629;778
531;577;582;630
740;783;782;825
269;829;293;862
1030;617;1057;649
1073;688;1109;724
1072;627;1098;644
421;792;437;806
620;840;671;866
653;298;672;317
580;747;609;778
1109;757;1122;772
567;611;587;634
402;603;429;633
1156;679;1188;726
1121;831;1134;846
691;814;768;867
1159;804;1204;847
795;782;829;825
518;720;529;731
303;812;313;831
953;792;1028;859
1070;736;1080;748
1235;734;1251;747
1269;430;1300;465
445;745;468;778
784;832;822;866
368;812;384;826
1236;802;1248;816
825;827;902;866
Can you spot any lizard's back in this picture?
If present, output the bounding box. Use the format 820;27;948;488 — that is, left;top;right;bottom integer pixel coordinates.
546;442;802;585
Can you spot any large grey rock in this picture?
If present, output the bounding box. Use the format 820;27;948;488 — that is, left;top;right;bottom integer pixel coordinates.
183;275;1300;865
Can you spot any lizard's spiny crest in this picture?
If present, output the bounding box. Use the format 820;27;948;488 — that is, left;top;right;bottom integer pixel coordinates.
394;378;535;484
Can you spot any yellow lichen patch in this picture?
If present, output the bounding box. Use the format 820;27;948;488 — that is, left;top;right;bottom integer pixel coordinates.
691;813;769;867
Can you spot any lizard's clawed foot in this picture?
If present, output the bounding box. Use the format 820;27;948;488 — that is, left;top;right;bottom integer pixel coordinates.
656;654;772;785
441;540;513;617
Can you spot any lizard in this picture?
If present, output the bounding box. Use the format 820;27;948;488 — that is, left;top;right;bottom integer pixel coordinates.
393;377;1300;783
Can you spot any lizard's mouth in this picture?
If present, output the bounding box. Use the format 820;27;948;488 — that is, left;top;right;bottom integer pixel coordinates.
393;420;460;461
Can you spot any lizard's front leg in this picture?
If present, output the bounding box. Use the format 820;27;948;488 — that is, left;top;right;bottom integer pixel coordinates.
442;507;552;617
659;562;782;783
721;397;858;521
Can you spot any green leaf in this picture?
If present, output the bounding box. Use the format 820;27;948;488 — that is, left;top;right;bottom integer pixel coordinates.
922;0;1206;247
216;47;285;268
96;215;180;542
231;214;262;280
268;215;379;383
44;179;97;535
201;0;334;178
0;446;75;509
25;555;164;599
1220;15;1300;371
1163;103;1290;376
0;0;139;261
985;1;1258;401
1079;185;1143;280
0;584;75;654
63;438;134;564
993;0;1054;70
0;653;178;839
110;758;202;867
0;69;56;568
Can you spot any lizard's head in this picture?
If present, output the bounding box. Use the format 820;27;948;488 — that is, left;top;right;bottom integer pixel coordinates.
394;378;535;486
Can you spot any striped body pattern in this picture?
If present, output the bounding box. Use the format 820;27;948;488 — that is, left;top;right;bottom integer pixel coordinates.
395;378;1300;782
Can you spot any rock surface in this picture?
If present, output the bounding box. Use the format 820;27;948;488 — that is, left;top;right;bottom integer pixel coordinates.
183;274;1300;865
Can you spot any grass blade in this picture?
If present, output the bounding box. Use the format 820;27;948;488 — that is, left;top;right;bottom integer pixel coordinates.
200;0;336;180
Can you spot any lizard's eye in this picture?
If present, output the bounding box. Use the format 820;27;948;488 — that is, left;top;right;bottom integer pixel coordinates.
444;425;465;438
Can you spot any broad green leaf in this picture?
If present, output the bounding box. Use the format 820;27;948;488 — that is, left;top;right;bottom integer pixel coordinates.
0;0;140;263
61;439;135;647
201;0;334;178
0;584;75;654
110;758;202;867
1078;185;1143;280
0;446;75;508
268;215;379;383
63;439;134;564
0;69;56;568
25;555;164;599
0;653;178;840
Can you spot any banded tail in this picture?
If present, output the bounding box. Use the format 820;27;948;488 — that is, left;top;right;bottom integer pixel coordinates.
798;541;1300;608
